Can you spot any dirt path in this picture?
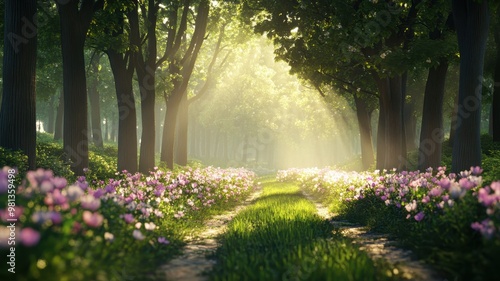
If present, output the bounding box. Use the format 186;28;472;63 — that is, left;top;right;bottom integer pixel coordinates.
154;186;263;281
301;190;446;281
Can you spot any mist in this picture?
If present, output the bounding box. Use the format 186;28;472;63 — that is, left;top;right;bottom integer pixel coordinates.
183;37;359;172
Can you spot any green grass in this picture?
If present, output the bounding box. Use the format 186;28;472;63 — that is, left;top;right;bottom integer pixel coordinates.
209;180;400;281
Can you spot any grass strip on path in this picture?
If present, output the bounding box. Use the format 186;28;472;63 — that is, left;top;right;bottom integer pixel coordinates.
209;179;400;281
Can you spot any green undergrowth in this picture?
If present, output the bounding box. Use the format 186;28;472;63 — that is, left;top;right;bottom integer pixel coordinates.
209;180;400;281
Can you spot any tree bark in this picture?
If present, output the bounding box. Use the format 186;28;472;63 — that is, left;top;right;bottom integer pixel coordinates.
88;53;103;147
46;94;56;134
492;7;500;142
373;74;406;170
451;0;490;172
175;93;188;165
129;1;157;173
161;0;210;169
54;89;64;141
418;61;449;170
57;0;102;175
0;0;37;169
353;94;375;170
107;50;138;172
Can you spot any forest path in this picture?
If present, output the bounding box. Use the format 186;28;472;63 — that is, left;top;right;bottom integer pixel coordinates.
301;189;445;281
154;183;263;280
155;178;445;280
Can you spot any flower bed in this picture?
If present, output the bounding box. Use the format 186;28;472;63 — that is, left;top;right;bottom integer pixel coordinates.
278;166;500;280
0;166;256;281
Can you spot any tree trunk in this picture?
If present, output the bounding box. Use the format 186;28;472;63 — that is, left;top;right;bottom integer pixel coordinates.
54;89;64;141
46;94;56;134
0;0;37;169
129;1;157;174
88;53;103;147
353;94;375;170
107;50;138;172
161;88;183;169
57;0;102;175
175;93;188;165
492;7;500;142
451;0;490;173
373;74;406;170
418;61;449;170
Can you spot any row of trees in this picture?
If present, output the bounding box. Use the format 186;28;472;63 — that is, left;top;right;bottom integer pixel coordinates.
242;0;499;173
1;0;498;174
0;0;236;175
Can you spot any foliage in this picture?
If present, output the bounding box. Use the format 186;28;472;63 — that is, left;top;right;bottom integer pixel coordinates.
0;148;28;179
0;166;256;280
209;180;399;281
278;167;500;280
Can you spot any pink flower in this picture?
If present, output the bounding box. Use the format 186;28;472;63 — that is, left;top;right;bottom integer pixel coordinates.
82;211;104;228
414;212;425;222
20;227;41;247
122;213;135;224
80;195;101;211
158;237;170;244
459;178;475;190
470;166;483;175
471;219;496;239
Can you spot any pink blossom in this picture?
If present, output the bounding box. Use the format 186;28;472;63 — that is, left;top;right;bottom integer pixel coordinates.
122;213;135;224
414;212;425;222
470;166;483;175
80;194;101;211
82;211;104;228
20;227;41;247
158;237;170;244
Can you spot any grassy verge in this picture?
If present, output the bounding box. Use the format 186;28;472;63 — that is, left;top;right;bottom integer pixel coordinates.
209;180;399;281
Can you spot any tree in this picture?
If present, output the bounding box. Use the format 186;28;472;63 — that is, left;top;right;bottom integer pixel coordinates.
492;4;500;142
89;2;139;172
56;0;104;175
0;0;37;169
87;51;104;147
451;0;490;173
417;10;456;170
159;0;210;169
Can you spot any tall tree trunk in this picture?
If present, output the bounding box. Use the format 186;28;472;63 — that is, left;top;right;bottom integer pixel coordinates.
451;0;490;173
161;88;183;169
57;0;103;175
404;86;417;152
492;7;500;142
0;0;37;169
373;74;406;170
175;93;188;165
418;60;449;170
54;89;64;141
161;0;210;169
353;94;375;170
107;50;138;172
129;1;157;173
47;94;56;134
88;53;103;147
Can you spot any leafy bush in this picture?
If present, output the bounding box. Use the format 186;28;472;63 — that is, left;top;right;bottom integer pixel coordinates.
0;147;28;177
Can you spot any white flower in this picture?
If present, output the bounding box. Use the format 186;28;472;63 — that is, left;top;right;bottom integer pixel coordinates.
144;222;156;231
104;232;114;242
132;230;145;240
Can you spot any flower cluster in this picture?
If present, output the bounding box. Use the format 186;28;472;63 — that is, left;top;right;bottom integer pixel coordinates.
0;165;256;277
278;166;500;239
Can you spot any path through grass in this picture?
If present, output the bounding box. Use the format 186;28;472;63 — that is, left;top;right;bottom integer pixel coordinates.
208;179;399;281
